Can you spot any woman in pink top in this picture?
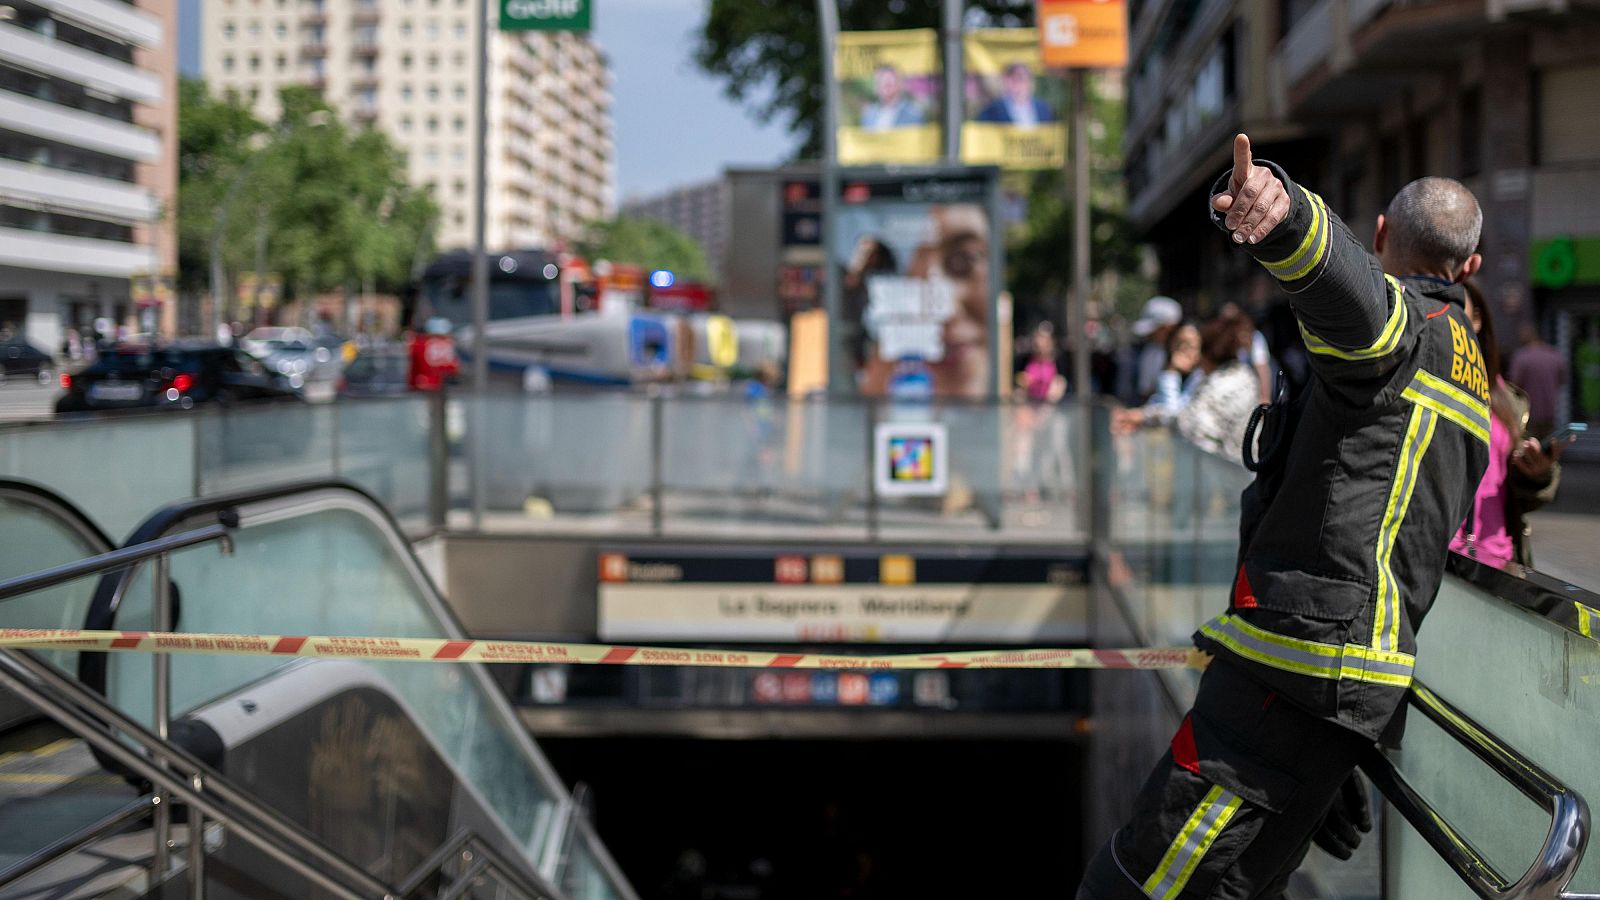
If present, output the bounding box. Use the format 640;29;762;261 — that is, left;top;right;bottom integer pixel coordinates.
1450;282;1565;567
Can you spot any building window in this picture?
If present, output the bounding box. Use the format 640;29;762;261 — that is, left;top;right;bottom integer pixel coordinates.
427;54;439;71
401;116;412;132
1537;64;1600;165
427;116;439;133
452;145;465;162
400;21;413;37
276;53;287;71
223;22;236;39
427;84;440;102
248;20;261;37
453;84;466;102
453;52;466;68
454;20;466;38
426;146;439;163
275;23;287;39
453;179;465;195
426;20;440;39
401;84;414;101
401;53;413;70
249;54;261;72
223;54;235;72
452;116;464;133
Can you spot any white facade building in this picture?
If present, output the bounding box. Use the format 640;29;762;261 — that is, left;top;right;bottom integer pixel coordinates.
0;0;177;351
202;0;615;252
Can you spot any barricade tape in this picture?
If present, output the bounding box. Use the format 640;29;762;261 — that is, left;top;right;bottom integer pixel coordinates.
0;629;1207;671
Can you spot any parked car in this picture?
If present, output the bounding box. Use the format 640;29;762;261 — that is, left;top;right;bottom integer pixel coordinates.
0;339;54;385
338;347;411;398
239;326;315;359
56;342;302;415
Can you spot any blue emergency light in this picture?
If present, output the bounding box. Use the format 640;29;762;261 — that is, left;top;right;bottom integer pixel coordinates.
649;269;675;289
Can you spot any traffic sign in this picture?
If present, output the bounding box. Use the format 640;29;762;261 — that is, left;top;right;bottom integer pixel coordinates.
1038;0;1127;69
500;0;590;32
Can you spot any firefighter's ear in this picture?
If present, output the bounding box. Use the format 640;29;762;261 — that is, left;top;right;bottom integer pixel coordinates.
1374;214;1388;255
1457;253;1483;283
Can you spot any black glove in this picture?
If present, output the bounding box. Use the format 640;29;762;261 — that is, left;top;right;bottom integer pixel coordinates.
1312;771;1373;860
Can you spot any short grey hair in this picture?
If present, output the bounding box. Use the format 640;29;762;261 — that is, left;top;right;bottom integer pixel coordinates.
1384;177;1483;273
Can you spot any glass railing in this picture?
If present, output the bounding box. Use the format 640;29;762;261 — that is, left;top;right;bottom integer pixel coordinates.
82;483;633;897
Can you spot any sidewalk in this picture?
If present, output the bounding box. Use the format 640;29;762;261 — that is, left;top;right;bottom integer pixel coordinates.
1524;460;1600;591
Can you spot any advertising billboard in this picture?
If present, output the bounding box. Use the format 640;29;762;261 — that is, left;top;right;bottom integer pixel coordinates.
834;29;943;165
962;29;1068;170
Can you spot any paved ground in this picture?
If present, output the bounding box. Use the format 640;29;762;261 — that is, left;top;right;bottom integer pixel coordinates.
0;382;61;423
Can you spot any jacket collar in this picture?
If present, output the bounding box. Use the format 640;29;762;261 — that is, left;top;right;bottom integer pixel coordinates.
1397;274;1467;307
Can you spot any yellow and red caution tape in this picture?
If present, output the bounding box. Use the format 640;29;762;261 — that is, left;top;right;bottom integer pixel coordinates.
0;628;1207;671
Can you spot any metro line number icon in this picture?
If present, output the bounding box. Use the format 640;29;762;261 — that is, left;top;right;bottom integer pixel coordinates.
500;0;590;32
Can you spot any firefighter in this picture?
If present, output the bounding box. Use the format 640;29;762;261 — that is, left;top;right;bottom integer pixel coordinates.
1078;135;1491;899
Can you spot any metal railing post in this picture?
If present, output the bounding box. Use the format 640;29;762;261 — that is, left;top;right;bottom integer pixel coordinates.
650;391;664;536
152;551;172;883
188;801;205;898
428;391;449;530
865;400;879;542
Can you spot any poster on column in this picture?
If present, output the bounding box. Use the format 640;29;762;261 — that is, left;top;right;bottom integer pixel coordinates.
961;29;1067;170
834;29;942;165
832;170;997;400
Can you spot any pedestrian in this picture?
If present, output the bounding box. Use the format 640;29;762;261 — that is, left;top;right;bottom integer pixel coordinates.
1508;321;1567;439
1449;282;1566;568
1132;296;1184;401
1175;314;1260;460
1078;136;1490;900
1112;322;1200;432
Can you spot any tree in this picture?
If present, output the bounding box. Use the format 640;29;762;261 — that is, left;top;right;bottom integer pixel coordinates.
579;216;712;283
177;80;439;320
695;0;1030;159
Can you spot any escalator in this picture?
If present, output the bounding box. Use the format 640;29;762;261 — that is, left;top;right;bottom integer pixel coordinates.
0;479;635;899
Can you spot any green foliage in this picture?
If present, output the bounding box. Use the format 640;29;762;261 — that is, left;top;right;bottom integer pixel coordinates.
695;0;1031;159
177;79;439;304
579;216;712;283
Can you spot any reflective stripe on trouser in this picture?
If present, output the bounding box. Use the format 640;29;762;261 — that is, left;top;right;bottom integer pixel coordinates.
1140;785;1242;900
1198;614;1415;688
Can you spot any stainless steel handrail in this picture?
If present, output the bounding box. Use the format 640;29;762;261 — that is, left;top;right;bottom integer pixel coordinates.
1361;680;1596;900
0;647;396;899
0;523;233;603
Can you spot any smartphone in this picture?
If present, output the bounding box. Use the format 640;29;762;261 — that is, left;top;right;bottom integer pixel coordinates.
1541;422;1588;455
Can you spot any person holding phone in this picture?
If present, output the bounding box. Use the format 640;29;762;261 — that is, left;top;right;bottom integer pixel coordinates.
1449;281;1568;567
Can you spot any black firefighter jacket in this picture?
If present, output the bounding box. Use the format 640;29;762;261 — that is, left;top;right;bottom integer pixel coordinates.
1193;163;1491;745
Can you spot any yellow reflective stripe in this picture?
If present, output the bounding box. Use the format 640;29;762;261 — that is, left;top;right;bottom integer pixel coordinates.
1199;615;1415;688
1301;277;1408;361
1373;405;1437;652
1410;368;1492;442
1261;188;1329;281
1142;785;1242;900
1402;388;1490;446
1577;602;1596;639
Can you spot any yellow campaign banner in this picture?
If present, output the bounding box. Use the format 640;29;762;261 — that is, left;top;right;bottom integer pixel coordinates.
961;29;1067;170
1038;0;1129;69
835;29;942;165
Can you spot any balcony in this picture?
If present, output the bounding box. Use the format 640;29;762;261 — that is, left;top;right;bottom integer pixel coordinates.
301;9;327;26
351;72;379;89
0;22;161;104
0;158;158;223
301;41;327;58
351;7;381;25
27;0;162;49
0;89;160;162
351;40;380;57
0;224;157;278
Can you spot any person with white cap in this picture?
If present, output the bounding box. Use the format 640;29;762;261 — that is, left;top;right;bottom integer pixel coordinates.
1133;295;1185;400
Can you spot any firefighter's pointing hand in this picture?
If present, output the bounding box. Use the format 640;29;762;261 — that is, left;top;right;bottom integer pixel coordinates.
1212;134;1291;245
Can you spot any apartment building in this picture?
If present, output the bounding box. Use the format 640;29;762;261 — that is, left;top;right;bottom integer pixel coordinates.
620;178;729;277
0;0;178;349
202;0;614;252
1124;0;1600;426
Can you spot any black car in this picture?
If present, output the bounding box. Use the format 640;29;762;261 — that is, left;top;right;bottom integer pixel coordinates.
56;342;302;415
0;339;53;385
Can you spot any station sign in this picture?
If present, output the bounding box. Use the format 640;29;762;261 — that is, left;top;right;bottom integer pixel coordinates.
596;548;1088;644
1037;0;1128;69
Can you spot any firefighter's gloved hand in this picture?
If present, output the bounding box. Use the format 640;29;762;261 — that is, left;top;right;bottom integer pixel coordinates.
1312;771;1373;860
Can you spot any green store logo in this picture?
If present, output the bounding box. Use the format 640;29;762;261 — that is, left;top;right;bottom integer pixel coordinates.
1534;238;1578;290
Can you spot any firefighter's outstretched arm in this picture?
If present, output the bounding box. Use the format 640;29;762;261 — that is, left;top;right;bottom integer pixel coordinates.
1210;135;1406;378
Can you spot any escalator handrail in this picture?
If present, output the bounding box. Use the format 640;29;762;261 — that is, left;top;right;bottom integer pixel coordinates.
0;479;117;556
0;523;232;606
77;478;464;692
1360;680;1594;900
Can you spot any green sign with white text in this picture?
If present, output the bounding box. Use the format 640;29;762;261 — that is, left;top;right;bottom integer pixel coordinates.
499;0;590;31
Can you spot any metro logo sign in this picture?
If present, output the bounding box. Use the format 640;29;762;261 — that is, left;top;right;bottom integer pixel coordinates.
500;0;590;32
1038;0;1127;69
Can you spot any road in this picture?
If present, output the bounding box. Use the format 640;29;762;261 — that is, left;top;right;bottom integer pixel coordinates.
1525;459;1600;591
0;382;61;423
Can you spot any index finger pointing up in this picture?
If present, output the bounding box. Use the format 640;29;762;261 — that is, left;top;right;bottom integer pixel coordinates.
1231;134;1254;190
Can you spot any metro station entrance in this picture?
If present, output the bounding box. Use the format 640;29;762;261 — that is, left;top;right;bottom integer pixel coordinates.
539;737;1083;899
